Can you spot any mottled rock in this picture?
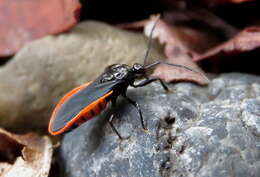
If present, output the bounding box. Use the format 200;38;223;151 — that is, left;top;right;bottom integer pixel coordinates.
0;21;163;131
61;73;260;177
241;99;260;136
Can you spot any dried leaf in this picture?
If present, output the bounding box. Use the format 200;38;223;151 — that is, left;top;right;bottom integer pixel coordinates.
0;0;81;57
0;128;53;177
194;27;260;61
151;57;209;85
120;13;222;54
120;16;209;85
144;16;209;85
200;0;254;5
163;9;238;43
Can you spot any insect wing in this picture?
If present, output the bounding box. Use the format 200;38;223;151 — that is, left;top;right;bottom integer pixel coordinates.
49;79;121;135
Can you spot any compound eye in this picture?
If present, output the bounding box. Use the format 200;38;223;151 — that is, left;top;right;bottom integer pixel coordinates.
133;63;143;71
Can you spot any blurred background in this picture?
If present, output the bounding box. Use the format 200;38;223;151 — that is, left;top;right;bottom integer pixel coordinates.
1;0;260;177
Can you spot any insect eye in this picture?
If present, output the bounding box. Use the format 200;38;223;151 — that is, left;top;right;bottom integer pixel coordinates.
133;63;143;71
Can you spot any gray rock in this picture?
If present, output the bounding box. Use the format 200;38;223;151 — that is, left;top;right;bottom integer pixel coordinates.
0;21;163;130
61;73;260;177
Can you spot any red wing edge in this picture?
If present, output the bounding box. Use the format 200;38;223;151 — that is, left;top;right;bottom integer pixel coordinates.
48;82;91;135
48;82;113;135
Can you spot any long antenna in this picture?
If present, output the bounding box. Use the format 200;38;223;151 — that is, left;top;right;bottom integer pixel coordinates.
143;15;161;66
144;60;210;82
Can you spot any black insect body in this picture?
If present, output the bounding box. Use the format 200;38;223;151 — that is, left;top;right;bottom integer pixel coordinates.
98;63;169;139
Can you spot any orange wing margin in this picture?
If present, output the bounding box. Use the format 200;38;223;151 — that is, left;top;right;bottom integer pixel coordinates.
48;82;113;135
49;83;91;135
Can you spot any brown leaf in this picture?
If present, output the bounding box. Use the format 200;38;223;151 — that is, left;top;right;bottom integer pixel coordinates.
200;0;254;5
0;0;81;57
194;27;260;61
0;128;53;177
120;13;223;54
151;56;209;85
163;9;238;44
144;16;209;85
120;15;209;85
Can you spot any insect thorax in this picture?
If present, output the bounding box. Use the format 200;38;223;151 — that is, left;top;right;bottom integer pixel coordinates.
100;64;135;84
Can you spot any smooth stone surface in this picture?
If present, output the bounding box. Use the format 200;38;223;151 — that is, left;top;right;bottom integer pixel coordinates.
0;21;163;131
60;73;260;177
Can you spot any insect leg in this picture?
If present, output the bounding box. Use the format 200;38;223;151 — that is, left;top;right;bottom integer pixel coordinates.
122;94;147;130
109;114;124;140
132;77;169;91
109;100;129;140
158;79;169;91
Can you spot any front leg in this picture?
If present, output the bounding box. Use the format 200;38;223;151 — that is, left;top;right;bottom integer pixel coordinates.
132;77;169;91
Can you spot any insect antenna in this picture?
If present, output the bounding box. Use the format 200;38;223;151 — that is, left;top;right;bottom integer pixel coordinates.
143;14;161;66
144;60;209;82
142;15;209;82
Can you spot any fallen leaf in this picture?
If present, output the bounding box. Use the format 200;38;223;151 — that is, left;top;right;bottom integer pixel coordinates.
163;9;238;43
120;15;209;85
200;0;254;6
194;27;260;61
144;16;209;85
0;128;53;177
0;0;81;57
120;12;224;54
151;56;209;85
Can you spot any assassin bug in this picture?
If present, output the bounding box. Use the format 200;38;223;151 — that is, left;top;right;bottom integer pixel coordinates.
48;16;207;139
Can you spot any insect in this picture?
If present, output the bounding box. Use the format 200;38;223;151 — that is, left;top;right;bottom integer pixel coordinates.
48;17;207;139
